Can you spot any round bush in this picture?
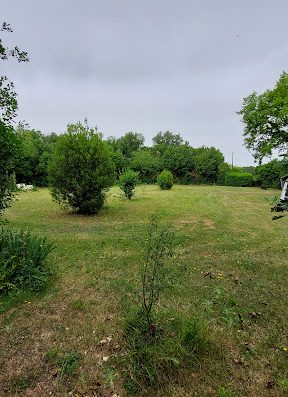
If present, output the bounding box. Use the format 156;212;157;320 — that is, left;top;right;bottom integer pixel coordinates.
156;170;173;190
224;171;254;187
119;169;139;199
48;122;115;214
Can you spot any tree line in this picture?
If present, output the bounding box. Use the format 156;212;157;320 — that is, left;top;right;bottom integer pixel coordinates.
5;123;287;189
10;126;226;187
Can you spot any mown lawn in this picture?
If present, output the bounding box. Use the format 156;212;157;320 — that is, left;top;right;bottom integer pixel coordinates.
0;185;287;396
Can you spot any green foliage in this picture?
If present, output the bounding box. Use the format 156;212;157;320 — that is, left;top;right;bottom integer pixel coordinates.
119;169;139;199
224;171;254;187
238;71;288;161
241;166;256;175
117;131;144;158
255;159;288;189
7;172;17;192
130;149;162;183
217;162;231;185
194;146;225;184
0;121;18;220
162;145;196;184
15;125;55;186
111;148;129;178
152;131;187;152
156;170;173;190
48;122;115;214
0;23;29;219
0;22;29;123
0;228;54;293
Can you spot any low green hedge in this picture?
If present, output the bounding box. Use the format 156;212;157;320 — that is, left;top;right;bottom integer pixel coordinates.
224;171;254;187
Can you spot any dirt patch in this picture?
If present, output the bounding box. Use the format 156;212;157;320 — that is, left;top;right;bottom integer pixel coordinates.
203;219;215;229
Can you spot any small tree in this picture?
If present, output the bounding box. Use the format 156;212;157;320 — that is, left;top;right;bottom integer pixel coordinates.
156;170;173;190
0;22;28;220
48;122;115;214
119;169;139;199
141;215;174;326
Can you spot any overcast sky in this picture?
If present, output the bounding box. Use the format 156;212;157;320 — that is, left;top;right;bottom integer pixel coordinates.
2;0;288;165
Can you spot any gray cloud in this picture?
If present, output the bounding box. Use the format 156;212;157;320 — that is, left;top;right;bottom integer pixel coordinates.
2;0;288;165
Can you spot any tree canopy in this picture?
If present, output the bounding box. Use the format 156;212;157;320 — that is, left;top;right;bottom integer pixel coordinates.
238;72;288;161
0;22;29;124
152;131;187;147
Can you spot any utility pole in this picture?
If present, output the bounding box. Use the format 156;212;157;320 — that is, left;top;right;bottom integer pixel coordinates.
231;152;234;169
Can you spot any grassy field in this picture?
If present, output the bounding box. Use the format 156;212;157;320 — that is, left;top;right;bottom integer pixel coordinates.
0;185;287;397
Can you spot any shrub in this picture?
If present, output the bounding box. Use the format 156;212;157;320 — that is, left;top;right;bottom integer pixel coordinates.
48;122;115;214
119;169;139;199
255;159;288;189
224;171;254;187
217;162;231;185
156;170;173;190
0;228;54;293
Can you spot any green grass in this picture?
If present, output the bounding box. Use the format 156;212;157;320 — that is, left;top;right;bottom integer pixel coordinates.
0;185;287;396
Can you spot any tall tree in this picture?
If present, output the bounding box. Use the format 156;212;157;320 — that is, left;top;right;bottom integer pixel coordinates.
238;72;288;162
0;22;29;123
118;132;144;158
0;22;28;220
152;131;187;147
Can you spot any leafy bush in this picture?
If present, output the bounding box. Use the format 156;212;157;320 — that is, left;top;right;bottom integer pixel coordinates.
255;159;288;189
217;162;231;185
0;228;54;293
119;169;139;199
156;170;173;190
224;171;254;187
48;122;115;214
